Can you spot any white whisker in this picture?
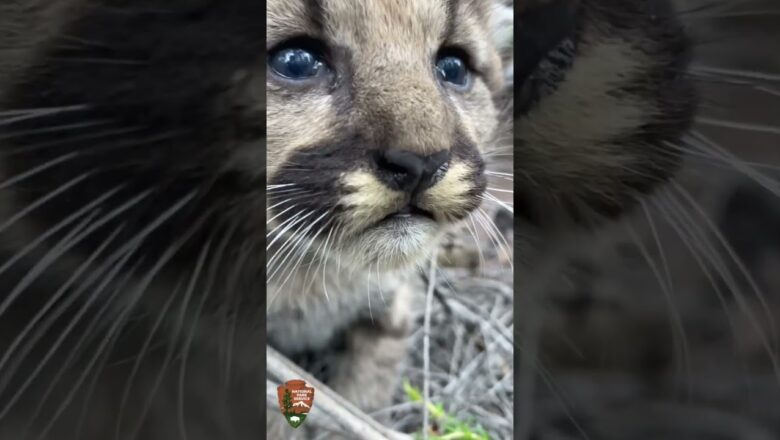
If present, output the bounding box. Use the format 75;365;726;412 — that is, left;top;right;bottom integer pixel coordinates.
696;116;780;136
691;65;780;83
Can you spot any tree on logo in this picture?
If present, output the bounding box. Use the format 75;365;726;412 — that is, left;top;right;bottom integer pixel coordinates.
282;389;293;416
278;381;311;428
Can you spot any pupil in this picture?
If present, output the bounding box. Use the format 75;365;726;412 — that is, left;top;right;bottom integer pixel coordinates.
286;50;312;76
273;48;320;79
437;56;467;86
445;61;460;79
287;50;312;76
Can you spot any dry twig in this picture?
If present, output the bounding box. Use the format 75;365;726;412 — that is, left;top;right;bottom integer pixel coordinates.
267;345;412;440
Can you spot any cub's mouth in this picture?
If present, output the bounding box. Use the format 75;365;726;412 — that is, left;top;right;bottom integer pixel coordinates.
267;138;486;270
378;205;436;225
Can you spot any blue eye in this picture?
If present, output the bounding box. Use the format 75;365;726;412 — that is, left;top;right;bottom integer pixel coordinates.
270;48;324;80
436;56;470;87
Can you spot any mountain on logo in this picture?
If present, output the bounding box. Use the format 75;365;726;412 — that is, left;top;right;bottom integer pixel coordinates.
292;401;310;408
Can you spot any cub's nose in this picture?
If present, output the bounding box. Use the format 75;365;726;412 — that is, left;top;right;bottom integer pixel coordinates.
373;149;450;194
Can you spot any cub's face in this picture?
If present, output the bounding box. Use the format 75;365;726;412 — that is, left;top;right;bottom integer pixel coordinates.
267;0;506;271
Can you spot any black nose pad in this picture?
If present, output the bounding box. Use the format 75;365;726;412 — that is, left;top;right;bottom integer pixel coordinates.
374;149;450;194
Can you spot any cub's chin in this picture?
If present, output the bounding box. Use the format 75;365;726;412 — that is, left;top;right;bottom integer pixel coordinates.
338;214;443;271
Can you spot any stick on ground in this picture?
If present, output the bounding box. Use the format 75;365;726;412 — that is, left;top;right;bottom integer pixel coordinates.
267;345;413;440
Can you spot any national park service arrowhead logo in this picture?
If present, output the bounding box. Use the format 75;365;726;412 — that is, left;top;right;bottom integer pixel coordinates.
277;379;315;428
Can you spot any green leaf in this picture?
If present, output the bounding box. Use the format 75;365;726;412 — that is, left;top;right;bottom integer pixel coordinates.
403;379;423;402
403;377;491;440
430;402;446;420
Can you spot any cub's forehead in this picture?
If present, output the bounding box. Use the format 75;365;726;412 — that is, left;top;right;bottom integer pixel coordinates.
323;0;448;47
267;0;488;46
268;0;447;43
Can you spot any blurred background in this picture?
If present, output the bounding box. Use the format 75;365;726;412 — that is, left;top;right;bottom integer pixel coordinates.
524;1;780;438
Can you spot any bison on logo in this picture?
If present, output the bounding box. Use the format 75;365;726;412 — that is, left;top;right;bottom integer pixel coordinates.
277;379;315;428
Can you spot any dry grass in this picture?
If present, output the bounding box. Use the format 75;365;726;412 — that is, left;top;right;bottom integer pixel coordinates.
390;227;514;439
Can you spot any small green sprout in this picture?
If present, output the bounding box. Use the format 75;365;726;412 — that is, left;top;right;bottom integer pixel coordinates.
402;379;490;440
